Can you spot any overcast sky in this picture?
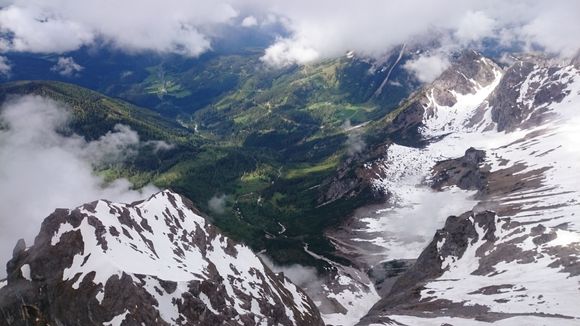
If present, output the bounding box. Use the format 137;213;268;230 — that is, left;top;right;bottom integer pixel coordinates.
0;0;577;67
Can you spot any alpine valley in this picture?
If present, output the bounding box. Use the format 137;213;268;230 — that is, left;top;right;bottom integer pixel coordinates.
1;5;580;326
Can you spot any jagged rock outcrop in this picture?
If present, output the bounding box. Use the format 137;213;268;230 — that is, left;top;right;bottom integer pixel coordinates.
431;147;489;191
489;57;576;131
358;210;497;325
392;50;502;140
360;203;580;325
318;145;391;206
430;50;501;107
0;190;324;326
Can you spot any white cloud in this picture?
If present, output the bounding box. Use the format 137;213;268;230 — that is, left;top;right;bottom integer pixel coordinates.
0;56;11;76
518;3;580;57
0;4;93;53
454;11;496;44
51;56;83;77
146;140;175;153
0;0;238;56
403;53;451;83
376;187;477;259
241;15;258;27
259;252;346;313
258;0;580;66
261;37;319;67
0;0;577;66
80;124;140;164
342;120;366;156
0;95;159;275
208;194;227;214
259;254;320;290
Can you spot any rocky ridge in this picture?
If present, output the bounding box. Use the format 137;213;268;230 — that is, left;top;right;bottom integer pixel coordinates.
0;190;324;326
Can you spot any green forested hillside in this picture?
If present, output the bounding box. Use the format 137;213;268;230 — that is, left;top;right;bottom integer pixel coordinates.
0;80;188;141
0;50;417;269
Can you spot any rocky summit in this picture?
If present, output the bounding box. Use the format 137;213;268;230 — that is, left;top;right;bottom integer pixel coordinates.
0;190;323;326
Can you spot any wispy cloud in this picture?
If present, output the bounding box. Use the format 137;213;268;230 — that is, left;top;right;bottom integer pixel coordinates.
0;56;11;77
51;56;83;77
241;15;258;27
342;120;366;156
0;95;159;274
403;53;451;83
208;194;228;214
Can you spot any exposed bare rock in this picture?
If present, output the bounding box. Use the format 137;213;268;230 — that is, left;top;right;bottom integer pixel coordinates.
0;190;324;326
318;146;390;206
357;211;495;324
430;50;501;107
490;57;575;131
431;147;489;191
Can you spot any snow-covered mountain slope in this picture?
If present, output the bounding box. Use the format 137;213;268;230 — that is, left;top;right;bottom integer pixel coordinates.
299;243;380;326
396;61;580;325
0;190;324;326
353;54;580;325
328;51;503;269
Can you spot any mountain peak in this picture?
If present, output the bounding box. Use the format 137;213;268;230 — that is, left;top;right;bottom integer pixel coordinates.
429;50;502;107
0;190;323;325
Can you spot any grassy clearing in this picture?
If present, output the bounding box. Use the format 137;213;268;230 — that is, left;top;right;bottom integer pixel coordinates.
284;155;340;179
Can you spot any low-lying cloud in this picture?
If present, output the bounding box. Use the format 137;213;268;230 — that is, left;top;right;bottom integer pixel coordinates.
147;140;175;153
51;56;84;77
343;120;366;156
378;187;478;259
0;56;11;77
0;95;159;275
208;194;228;214
259;254;320;291
404;53;451;83
259;252;348;315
